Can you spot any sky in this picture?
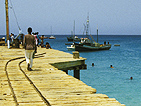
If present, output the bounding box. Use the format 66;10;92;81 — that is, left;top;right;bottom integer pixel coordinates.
0;0;141;35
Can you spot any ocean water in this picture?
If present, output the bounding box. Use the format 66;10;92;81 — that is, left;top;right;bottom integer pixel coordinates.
47;35;141;106
1;35;141;106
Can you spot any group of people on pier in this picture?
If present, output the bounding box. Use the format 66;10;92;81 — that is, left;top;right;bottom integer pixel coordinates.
10;30;52;49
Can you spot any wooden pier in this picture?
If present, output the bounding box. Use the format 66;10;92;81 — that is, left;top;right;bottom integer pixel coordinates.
0;46;125;106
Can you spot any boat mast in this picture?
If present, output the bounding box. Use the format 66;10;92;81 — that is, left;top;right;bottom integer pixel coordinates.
86;13;89;38
5;0;10;48
51;26;52;36
73;20;75;42
73;20;75;37
97;24;98;43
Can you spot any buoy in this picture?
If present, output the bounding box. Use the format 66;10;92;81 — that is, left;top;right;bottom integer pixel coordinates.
92;63;94;67
110;65;114;68
114;44;120;46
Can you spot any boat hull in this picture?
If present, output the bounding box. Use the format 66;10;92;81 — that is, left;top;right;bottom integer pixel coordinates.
67;45;75;51
49;38;55;39
67;47;75;51
67;37;80;42
75;44;111;51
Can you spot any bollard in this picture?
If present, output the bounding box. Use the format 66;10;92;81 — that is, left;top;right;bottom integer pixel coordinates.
72;51;79;59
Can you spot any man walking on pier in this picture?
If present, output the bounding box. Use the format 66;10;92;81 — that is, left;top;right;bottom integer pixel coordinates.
23;27;36;71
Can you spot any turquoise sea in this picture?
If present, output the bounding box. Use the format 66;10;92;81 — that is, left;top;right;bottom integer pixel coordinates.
1;35;141;106
48;35;141;106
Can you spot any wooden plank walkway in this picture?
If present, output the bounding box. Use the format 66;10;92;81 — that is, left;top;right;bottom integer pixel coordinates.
0;46;125;106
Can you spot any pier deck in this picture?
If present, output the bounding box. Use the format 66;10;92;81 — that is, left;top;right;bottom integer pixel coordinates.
0;46;125;106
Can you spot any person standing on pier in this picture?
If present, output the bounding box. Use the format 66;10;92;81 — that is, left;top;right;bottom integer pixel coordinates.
23;27;36;71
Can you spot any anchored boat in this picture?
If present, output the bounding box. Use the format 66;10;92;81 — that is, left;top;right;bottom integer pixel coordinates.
49;35;56;39
67;44;75;51
74;38;111;51
49;26;56;39
67;36;80;42
67;20;80;42
74;14;111;52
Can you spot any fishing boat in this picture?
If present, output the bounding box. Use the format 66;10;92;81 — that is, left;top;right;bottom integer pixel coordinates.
67;21;80;42
74;38;111;51
74;15;111;52
67;21;80;50
67;36;80;42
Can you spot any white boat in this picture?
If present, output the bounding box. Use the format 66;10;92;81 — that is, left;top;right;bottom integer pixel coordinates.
49;35;56;39
67;44;75;51
49;26;56;39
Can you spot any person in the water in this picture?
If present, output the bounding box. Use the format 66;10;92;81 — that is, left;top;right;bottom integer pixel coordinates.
110;65;114;68
130;77;133;80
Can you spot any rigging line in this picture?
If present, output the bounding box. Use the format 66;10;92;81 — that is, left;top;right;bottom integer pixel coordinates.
89;23;96;43
89;23;91;35
9;0;21;31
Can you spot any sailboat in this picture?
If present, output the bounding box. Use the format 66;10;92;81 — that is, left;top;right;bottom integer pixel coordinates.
49;35;56;39
67;20;80;42
74;15;111;52
67;36;80;42
67;20;78;51
49;26;56;39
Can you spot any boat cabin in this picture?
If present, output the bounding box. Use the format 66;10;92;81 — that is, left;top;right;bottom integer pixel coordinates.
79;38;100;47
80;38;91;44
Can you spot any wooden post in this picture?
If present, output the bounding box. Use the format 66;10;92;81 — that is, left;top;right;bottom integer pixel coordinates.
5;0;10;48
74;68;80;80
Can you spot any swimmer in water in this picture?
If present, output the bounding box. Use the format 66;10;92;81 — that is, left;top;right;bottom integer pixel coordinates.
110;65;114;68
130;77;133;80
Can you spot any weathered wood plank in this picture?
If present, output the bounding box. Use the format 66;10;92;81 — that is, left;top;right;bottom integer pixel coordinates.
0;46;125;106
